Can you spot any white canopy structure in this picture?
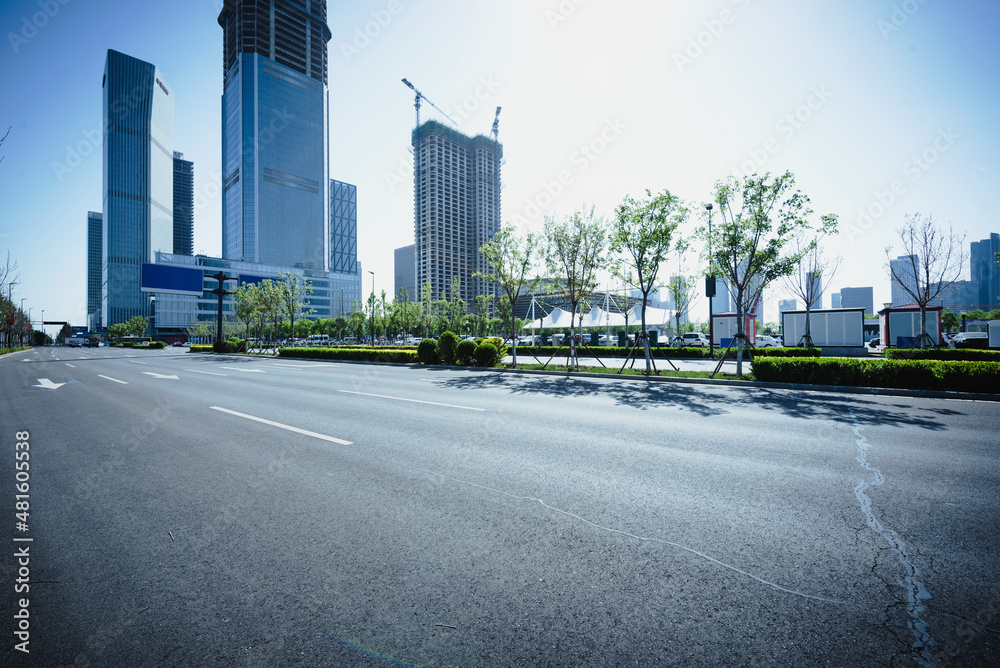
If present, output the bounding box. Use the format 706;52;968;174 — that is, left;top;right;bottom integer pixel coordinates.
523;305;676;330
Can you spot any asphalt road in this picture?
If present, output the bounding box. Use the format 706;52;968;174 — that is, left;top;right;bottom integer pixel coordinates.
1;346;998;667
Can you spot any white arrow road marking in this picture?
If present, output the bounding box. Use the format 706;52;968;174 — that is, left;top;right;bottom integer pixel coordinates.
33;378;65;390
142;372;179;379
184;369;227;376
210;406;352;445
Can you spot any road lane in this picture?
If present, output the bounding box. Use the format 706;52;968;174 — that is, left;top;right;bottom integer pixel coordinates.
1;346;997;666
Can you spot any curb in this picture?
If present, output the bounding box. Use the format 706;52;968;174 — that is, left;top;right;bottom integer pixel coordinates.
188;350;1000;402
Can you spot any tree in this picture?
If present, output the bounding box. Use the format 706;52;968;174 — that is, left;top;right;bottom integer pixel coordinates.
476;225;538;367
0;126;9;166
348;301;366;341
127;315;150;337
58;323;75;343
782;219;840;348
610;189;687;373
278;273;313;344
666;273;699;343
544;205;607;370
885;213;966;347
108;323;128;343
232;282;261;342
706;171;824;376
258;279;285;350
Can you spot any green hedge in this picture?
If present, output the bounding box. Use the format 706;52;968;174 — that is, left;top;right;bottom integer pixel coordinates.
279;347;418;363
190;345;214;352
0;347;31;355
746;347;823;358
751;357;1000;393
886;348;1000;362
133;341;166;349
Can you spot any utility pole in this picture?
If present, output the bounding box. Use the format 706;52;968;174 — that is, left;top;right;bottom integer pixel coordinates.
705;203;715;356
208;271;235;344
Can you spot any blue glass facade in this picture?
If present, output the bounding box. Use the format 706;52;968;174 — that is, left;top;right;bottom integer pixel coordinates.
173;152;194;255
102;49;173;328
330;179;357;274
220;0;331;272
87;211;102;330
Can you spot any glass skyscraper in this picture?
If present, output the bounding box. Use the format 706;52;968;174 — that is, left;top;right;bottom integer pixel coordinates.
87;211;102;331
102;49;173;328
330;179;357;275
173;152;194;256
218;0;331;271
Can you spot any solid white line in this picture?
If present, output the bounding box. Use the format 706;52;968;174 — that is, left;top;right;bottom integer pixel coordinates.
184;368;227;376
209;406;352;445
65;363;76;368
337;390;484;411
97;374;128;384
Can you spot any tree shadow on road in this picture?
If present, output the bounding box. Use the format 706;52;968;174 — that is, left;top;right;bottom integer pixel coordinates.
434;371;960;430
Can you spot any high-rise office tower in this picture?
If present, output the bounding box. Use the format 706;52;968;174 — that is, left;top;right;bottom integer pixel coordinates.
412;120;502;305
87;211;102;331
218;0;332;270
173;152;194;256
102;49;173;327
330;179;358;275
394;244;416;301
805;271;823;309
890;255;919;306
830;292;841;309
970;233;1000;308
839;286;874;314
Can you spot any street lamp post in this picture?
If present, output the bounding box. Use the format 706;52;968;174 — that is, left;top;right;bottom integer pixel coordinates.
368;270;375;346
704;203;715;356
41;310;44;345
207;271;235;344
20;298;26;346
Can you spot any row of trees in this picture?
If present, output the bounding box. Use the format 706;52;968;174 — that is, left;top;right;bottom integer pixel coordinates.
476;171;841;375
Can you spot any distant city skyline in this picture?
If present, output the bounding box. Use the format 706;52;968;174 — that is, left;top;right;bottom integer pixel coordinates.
2;1;999;335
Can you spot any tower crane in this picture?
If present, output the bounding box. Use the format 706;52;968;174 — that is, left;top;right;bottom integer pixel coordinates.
401;78;458;129
490;106;501;142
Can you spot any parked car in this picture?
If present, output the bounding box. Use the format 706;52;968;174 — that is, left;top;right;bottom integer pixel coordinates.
675;332;710;348
867;337;881;348
755;335;779;348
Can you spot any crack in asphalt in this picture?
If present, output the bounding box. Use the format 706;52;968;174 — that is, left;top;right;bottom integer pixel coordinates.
849;408;937;666
413;466;846;605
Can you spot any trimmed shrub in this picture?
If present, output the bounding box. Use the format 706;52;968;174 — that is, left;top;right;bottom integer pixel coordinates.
190;345;214;352
886;348;1000;362
751;347;822;358
474;341;499;367
417;338;439;365
751;357;1000;393
456;339;476;365
278;347;418;363
122;341;133;348
437;331;459;365
480;337;507;361
213;340;235;353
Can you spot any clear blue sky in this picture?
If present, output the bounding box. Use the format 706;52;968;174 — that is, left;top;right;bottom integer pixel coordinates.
2;0;998;334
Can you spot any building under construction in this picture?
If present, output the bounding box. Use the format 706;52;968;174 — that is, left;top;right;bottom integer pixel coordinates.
411;119;503;307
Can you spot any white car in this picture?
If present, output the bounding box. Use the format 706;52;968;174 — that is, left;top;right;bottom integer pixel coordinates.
677;332;710;347
755;335;780;348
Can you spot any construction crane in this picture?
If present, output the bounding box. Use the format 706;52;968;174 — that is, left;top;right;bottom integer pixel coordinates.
490;106;501;142
401;78;458;129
